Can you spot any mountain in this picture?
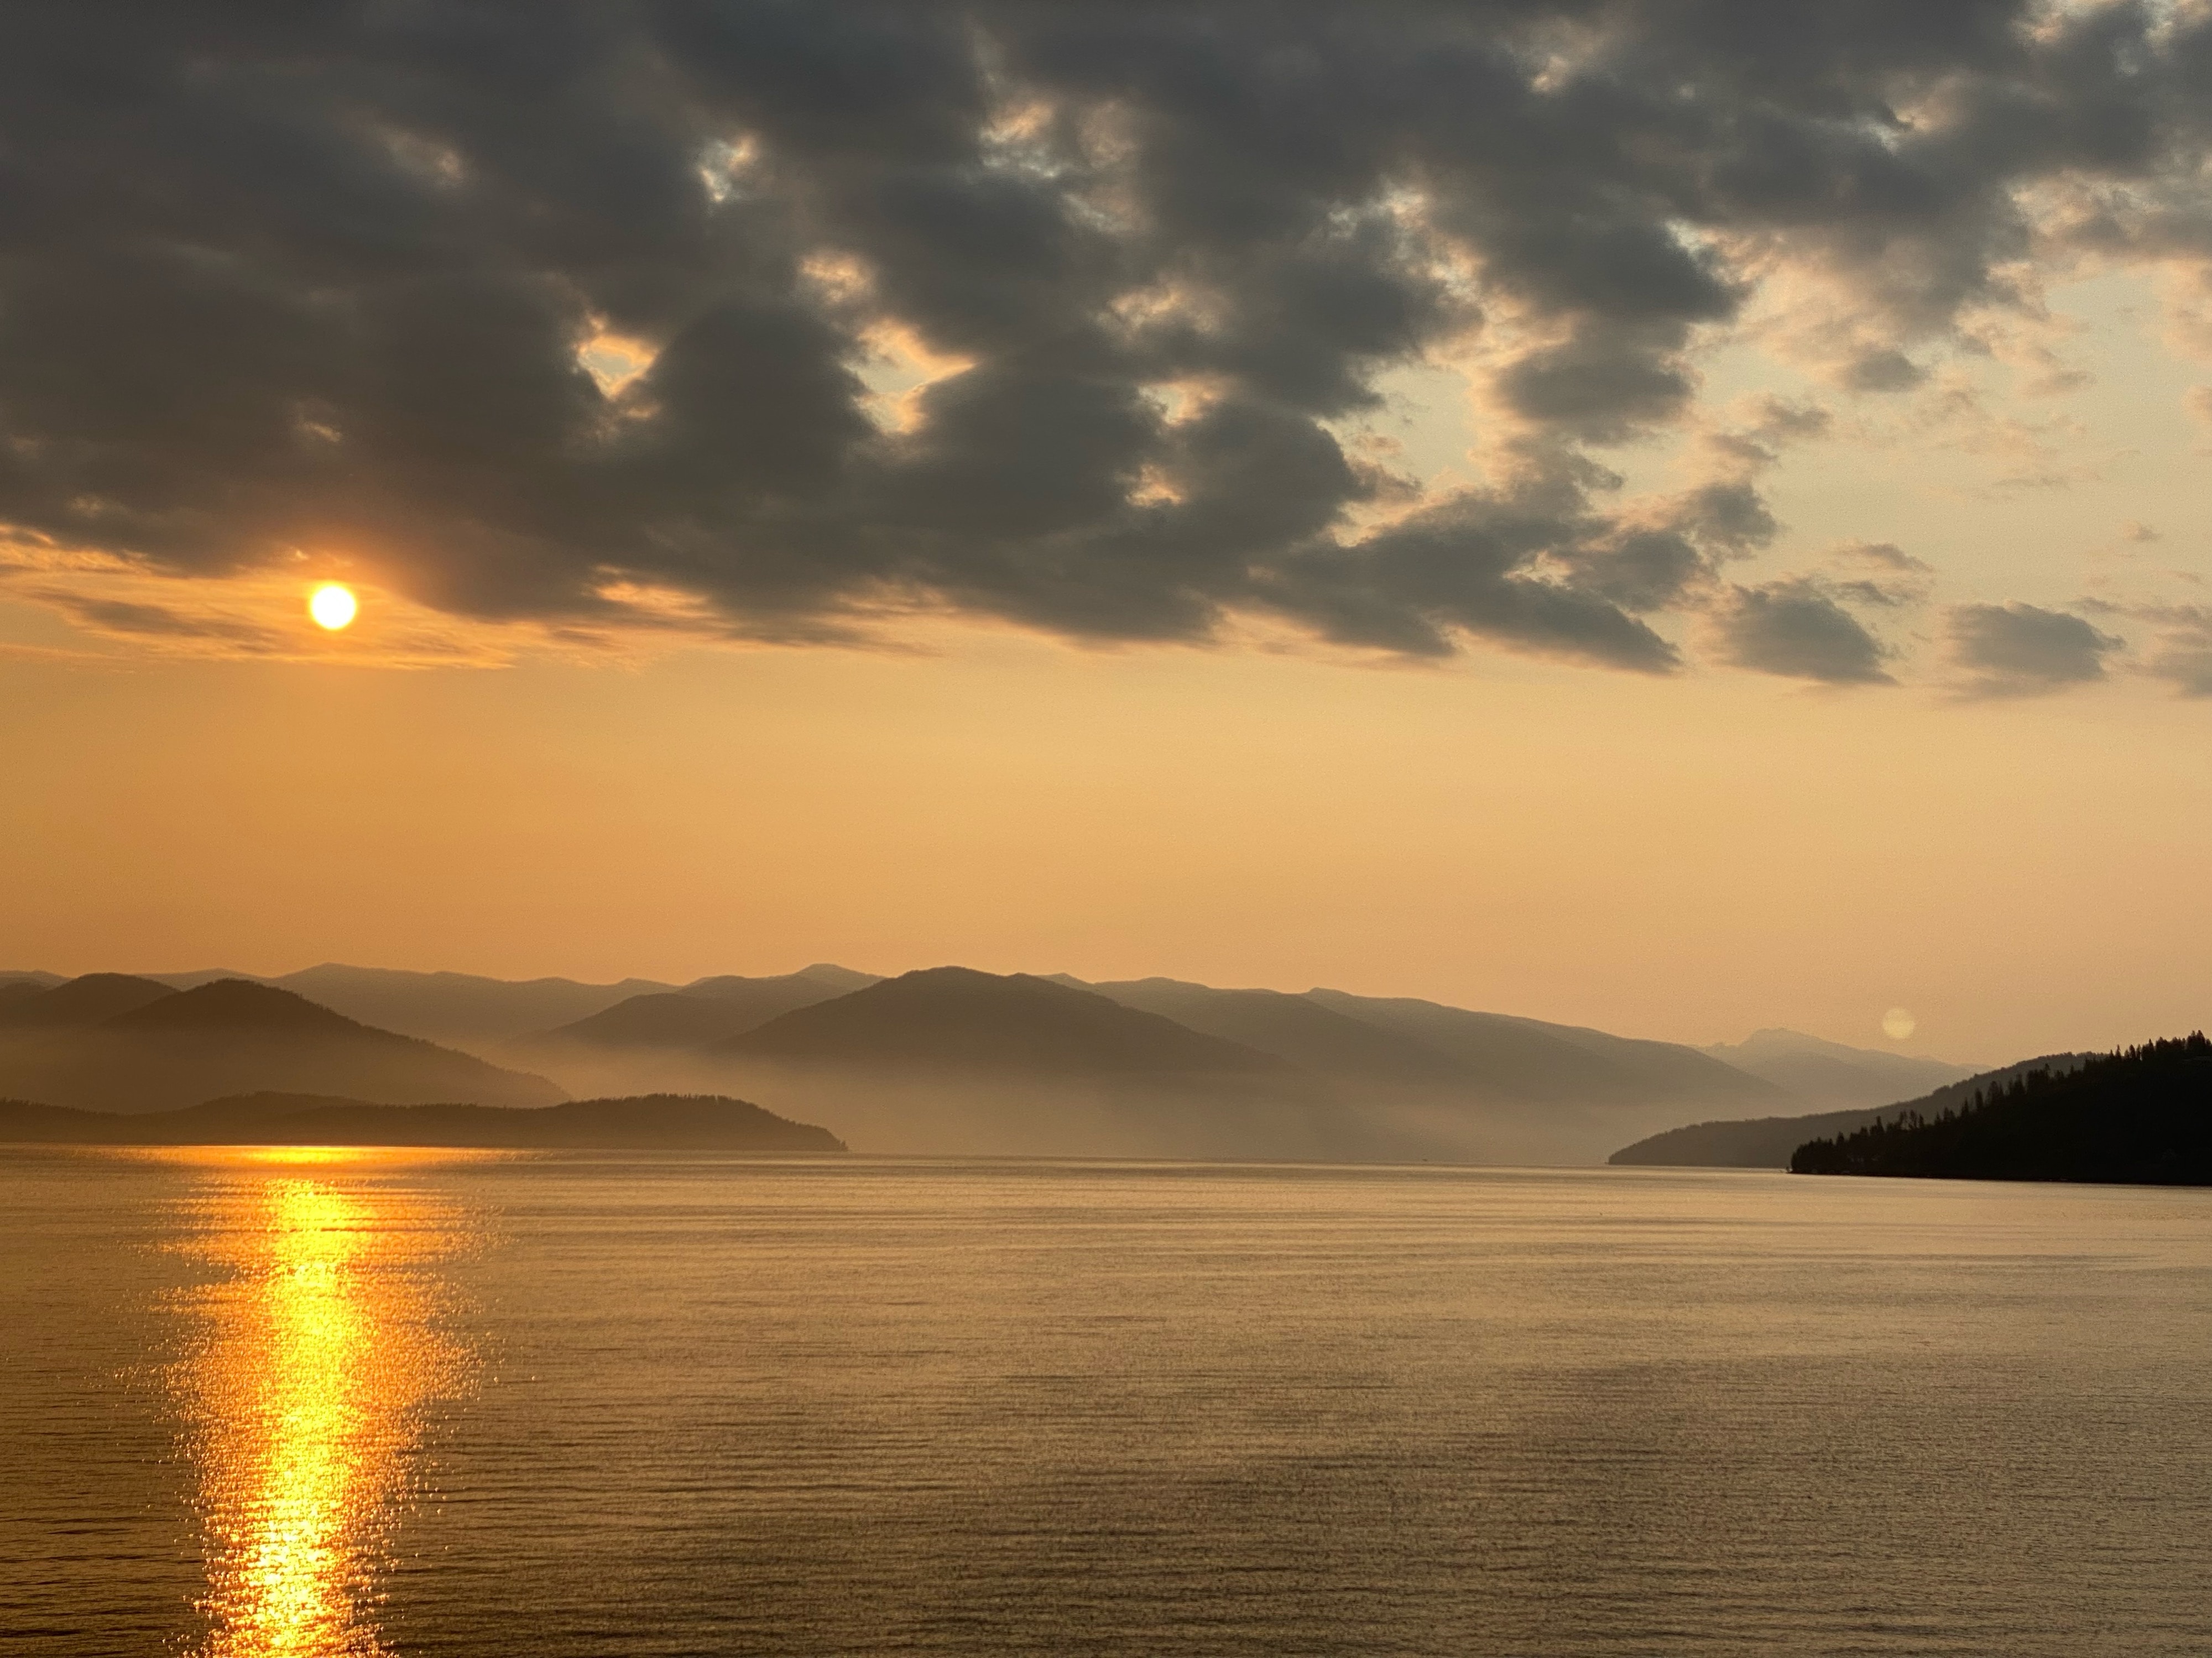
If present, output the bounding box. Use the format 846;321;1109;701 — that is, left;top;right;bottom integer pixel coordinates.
1791;1037;2212;1184
139;962;884;1054
1078;978;1472;1086
688;968;1379;1160
717;967;1293;1078
0;1091;843;1151
0;977;564;1113
1700;1029;1977;1111
687;964;880;998
523;967;875;1053
0;972;175;1027
1305;989;1786;1112
229;964;679;1049
1610;1054;2093;1168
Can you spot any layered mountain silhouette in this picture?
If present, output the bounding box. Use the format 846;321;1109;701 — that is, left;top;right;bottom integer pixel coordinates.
2;959;2006;1165
1791;1037;2212;1184
500;964;1963;1163
715;968;1296;1077
1699;1028;1976;1111
147;964;680;1050
1610;1053;2091;1168
0;972;175;1027
0;976;562;1113
0;1091;841;1151
520;966;879;1054
1302;988;1783;1111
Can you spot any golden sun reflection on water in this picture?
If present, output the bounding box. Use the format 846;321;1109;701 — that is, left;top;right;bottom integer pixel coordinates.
161;1149;482;1657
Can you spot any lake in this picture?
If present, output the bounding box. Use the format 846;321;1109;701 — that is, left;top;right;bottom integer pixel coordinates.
4;1148;2210;1656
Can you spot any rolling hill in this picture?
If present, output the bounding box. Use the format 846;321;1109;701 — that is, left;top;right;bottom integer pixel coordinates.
0;977;564;1113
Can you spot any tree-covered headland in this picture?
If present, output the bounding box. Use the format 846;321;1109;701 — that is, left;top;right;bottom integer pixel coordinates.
1791;1034;2212;1184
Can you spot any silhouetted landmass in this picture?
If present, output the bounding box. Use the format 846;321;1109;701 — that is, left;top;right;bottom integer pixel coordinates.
147;961;886;1052
717;967;1297;1078
0;1091;843;1150
1079;978;1475;1086
1611;1054;2090;1167
1700;1028;1978;1111
689;964;880;997
1304;989;1786;1112
0;972;175;1028
1790;1037;2211;1183
151;964;682;1049
524;969;868;1053
1611;1107;1900;1168
15;959;2008;1167
0;977;564;1113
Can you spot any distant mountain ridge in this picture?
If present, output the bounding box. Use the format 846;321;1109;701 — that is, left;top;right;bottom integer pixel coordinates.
0;977;562;1113
1700;1028;1977;1111
716;967;1296;1078
9;958;2012;1166
520;966;879;1054
145;964;685;1050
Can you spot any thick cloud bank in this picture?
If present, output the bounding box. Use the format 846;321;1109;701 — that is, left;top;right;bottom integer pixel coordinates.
3;1;2209;674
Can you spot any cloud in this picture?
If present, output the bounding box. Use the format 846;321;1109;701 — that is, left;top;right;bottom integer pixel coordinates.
2087;601;2212;697
2;2;2211;670
1948;602;2122;697
1717;580;1893;685
30;593;287;653
1822;540;1936;608
2150;636;2212;697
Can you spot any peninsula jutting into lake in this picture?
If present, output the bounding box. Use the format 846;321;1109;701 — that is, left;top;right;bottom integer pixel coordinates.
1790;1035;2212;1185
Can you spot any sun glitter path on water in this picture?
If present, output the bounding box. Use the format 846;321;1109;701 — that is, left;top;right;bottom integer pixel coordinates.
165;1151;480;1657
307;584;357;630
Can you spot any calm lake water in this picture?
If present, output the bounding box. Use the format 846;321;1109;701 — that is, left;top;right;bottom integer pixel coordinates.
4;1149;2210;1656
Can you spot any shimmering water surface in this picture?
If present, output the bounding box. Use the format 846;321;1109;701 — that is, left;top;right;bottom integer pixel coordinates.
4;1150;2211;1656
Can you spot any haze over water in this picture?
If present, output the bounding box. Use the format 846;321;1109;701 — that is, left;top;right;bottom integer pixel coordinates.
7;1148;2211;1656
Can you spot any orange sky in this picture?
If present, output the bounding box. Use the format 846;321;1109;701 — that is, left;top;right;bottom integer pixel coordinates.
6;605;2206;1064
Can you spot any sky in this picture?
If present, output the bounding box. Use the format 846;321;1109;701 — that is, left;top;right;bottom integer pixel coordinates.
4;1;2210;1062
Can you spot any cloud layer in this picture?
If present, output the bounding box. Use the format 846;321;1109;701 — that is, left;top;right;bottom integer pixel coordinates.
4;1;2211;675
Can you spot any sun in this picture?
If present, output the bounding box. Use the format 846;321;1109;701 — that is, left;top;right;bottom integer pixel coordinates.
308;583;358;630
1881;1007;1917;1041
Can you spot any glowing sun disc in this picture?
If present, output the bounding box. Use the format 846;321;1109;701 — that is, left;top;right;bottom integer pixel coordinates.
309;584;358;630
1882;1007;1917;1041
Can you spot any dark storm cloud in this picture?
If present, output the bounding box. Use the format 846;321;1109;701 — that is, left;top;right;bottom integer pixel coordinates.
1948;602;2123;696
1717;580;1893;685
2;1;2210;671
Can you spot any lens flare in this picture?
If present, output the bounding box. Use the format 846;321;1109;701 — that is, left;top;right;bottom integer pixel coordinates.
307;584;358;631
